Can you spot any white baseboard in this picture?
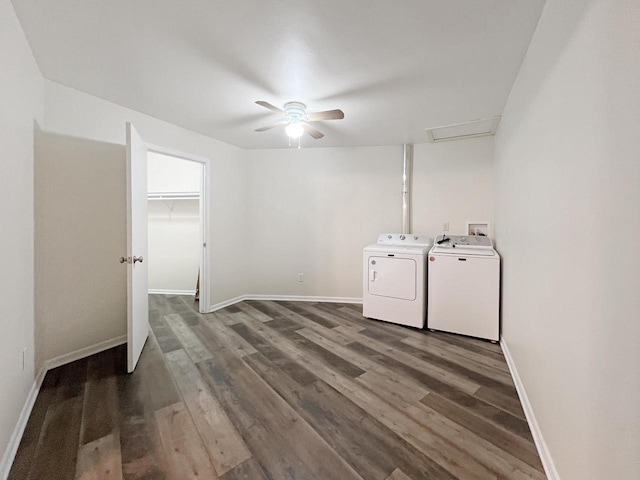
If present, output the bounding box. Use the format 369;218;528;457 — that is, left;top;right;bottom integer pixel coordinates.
207;295;247;312
44;335;127;371
501;336;559;480
0;365;47;480
0;334;127;480
149;289;196;296
207;294;363;313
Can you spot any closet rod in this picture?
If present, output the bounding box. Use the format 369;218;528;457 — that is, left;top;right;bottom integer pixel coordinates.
148;191;200;200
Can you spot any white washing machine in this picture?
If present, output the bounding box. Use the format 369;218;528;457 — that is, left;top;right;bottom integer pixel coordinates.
363;233;431;328
427;234;500;341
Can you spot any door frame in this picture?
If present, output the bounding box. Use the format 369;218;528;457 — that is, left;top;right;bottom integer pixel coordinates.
146;143;211;313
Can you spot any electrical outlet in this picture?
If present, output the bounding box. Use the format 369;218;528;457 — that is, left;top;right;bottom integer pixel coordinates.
443;222;450;232
298;273;304;282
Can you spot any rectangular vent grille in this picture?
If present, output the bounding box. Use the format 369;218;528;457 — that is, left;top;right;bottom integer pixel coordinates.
426;116;501;143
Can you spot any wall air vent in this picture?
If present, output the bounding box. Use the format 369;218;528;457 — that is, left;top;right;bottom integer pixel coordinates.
425;116;501;143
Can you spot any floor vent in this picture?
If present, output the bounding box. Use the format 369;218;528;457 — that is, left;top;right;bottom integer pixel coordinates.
426;116;501;143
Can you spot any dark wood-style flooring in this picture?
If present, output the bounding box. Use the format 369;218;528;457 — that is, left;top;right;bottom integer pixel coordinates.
8;295;545;480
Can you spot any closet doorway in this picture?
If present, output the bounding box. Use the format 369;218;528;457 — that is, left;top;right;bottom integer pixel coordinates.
146;146;210;313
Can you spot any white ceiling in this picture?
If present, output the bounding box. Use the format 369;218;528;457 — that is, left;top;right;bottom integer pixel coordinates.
12;0;544;149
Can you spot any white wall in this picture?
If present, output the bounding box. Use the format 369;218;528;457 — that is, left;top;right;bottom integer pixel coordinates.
413;137;494;237
34;131;127;370
147;154;201;293
0;0;43;467
36;80;247;365
148;199;201;293
148;151;201;193
244;141;494;298
494;0;640;478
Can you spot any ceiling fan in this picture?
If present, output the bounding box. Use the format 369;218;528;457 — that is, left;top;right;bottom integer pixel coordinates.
254;101;344;140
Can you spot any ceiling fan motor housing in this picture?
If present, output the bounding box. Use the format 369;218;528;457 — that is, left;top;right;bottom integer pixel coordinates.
284;102;306;123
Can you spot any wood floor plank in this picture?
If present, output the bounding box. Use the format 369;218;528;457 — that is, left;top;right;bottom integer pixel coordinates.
295;326;430;399
165;295;194;314
265;301;355;345
199;316;258;358
433;330;505;359
233;302;274;322
231;311;499;479
242;351;457;480
266;328;364;378
401;335;513;383
385;468;413;480
348;328;483;394
419;390;543;470
219;457;270;480
26;396;84;480
356;370;429;405
399;331;511;373
80;351;119;445
279;301;342;328
7;367;67;480
391;337;519;397
348;340;532;438
116;355;169;480
137;334;182;412
155;402;219;480
474;385;528;419
281;348;497;479
165;313;213;363
209;310;243;326
149;311;183;354
53;357;89;402
75;433;123;480
165;349;251;476
230;322;317;386
361;384;547;480
197;347;365;480
11;297;544;480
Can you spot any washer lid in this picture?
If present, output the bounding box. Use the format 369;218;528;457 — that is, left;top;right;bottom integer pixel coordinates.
430;245;496;256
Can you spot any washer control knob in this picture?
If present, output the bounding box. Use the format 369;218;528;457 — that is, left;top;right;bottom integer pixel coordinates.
400;234;406;240
414;235;419;240
387;235;392;239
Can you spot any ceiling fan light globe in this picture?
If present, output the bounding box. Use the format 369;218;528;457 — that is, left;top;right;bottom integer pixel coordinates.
285;122;304;138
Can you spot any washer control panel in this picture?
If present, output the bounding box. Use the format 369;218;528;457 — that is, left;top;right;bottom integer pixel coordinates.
434;234;493;249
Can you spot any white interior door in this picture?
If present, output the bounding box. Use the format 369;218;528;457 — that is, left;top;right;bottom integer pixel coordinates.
125;122;149;373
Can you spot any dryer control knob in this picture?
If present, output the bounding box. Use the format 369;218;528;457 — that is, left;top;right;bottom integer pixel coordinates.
387;235;392;239
400;234;406;240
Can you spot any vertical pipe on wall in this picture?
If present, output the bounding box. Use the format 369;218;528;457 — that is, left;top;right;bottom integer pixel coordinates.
402;143;413;234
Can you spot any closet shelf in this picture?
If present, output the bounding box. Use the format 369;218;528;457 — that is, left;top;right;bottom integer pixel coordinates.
148;192;199;200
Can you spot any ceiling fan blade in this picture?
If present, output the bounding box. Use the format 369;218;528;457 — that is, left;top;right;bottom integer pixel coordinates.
256;101;284;114
254;120;288;132
302;123;325;139
306;109;344;121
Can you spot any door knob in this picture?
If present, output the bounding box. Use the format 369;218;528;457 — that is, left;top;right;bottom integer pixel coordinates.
133;256;144;264
119;256;130;264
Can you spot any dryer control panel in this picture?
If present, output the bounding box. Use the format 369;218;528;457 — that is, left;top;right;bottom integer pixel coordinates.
377;233;430;247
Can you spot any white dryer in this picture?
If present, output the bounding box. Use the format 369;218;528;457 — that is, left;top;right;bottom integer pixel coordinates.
428;235;500;341
363;234;431;328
